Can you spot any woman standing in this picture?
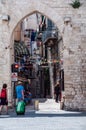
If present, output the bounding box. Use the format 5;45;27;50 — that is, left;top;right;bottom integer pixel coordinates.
0;83;8;114
54;82;61;103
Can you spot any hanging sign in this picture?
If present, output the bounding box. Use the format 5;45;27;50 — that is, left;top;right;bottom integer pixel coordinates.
11;72;18;82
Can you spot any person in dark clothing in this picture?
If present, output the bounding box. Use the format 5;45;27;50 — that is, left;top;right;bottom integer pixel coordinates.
54;82;60;103
24;90;32;104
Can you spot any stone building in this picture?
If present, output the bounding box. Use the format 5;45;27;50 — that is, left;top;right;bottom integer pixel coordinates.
0;0;86;111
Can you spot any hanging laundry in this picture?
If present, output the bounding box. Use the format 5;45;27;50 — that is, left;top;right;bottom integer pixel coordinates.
31;30;36;41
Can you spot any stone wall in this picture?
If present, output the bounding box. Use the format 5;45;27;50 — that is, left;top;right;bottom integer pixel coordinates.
0;0;86;111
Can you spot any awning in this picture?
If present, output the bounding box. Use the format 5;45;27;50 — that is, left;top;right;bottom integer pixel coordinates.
14;42;30;56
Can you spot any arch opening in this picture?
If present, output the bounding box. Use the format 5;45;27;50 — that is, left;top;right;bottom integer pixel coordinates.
11;11;64;108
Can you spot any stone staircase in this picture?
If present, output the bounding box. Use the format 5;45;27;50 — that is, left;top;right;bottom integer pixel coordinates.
38;98;60;112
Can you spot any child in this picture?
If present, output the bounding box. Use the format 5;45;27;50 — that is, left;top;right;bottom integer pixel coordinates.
24;90;32;104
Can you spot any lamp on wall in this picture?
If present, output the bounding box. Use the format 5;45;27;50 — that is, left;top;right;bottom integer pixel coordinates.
2;15;10;21
64;17;71;24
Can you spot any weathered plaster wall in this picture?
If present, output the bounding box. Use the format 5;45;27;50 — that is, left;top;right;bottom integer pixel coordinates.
0;0;86;110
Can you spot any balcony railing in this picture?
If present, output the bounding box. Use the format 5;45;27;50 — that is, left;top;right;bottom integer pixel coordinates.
42;28;58;44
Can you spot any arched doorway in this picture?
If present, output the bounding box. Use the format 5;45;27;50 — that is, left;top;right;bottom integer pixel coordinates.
0;1;85;111
11;12;63;106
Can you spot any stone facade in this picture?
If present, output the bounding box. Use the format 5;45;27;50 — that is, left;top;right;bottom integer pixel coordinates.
0;0;86;111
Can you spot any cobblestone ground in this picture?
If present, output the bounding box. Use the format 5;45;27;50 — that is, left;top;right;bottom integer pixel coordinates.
0;99;86;130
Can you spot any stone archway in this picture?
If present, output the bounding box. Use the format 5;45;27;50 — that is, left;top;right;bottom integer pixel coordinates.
11;11;63;101
0;1;64;105
0;0;86;111
8;3;64;105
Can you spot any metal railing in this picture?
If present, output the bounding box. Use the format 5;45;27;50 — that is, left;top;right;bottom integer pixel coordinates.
42;28;58;43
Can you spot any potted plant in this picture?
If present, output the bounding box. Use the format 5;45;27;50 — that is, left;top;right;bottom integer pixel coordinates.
70;0;82;8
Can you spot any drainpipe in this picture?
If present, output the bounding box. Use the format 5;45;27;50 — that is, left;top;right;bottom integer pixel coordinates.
47;47;54;98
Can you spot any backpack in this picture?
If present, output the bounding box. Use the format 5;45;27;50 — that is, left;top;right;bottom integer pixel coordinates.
0;88;7;98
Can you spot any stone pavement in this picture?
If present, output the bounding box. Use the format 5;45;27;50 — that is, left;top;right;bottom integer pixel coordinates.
0;99;86;130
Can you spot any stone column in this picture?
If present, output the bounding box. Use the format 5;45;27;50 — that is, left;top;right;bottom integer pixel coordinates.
47;47;54;98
